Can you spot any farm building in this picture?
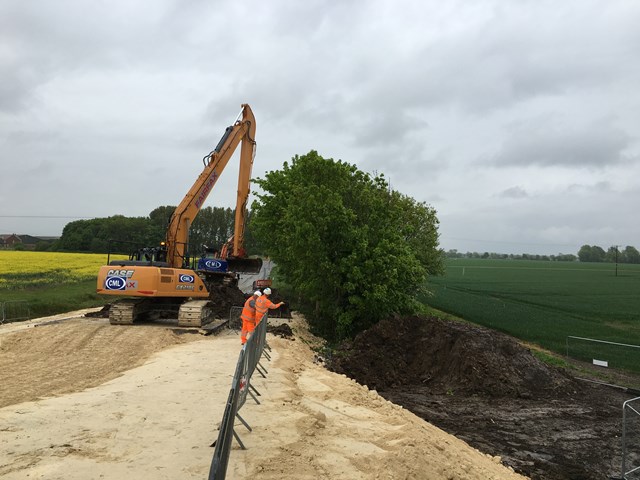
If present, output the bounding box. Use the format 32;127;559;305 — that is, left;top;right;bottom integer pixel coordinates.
0;234;58;250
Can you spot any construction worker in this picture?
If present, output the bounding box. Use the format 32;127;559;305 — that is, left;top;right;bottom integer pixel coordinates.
255;287;285;324
240;290;262;345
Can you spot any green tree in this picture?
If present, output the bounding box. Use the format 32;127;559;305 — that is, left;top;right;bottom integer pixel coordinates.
58;216;157;252
623;245;640;264
150;205;237;256
605;246;620;263
190;206;235;254
251;151;443;340
148;205;175;241
578;244;606;262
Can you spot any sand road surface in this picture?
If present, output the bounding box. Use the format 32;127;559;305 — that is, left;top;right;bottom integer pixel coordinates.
0;311;526;479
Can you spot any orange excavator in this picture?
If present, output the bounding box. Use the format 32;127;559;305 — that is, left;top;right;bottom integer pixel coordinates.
96;104;262;326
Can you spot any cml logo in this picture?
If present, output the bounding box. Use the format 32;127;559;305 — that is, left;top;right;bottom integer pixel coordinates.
179;274;195;283
205;260;223;269
105;276;127;290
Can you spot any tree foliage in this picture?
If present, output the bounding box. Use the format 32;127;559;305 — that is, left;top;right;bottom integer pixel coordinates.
577;244;640;263
250;151;444;340
57;206;244;255
623;246;640;264
57;216;157;253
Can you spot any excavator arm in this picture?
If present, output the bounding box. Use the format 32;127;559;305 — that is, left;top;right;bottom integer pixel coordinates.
165;104;257;268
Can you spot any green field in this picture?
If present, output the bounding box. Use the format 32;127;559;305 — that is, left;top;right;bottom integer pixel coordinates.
421;259;640;372
0;251;122;320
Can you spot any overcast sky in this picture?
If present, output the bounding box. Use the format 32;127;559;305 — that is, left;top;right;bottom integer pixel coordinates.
1;0;639;255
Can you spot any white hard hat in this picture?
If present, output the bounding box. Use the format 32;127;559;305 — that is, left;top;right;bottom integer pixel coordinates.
254;290;262;296
263;287;272;295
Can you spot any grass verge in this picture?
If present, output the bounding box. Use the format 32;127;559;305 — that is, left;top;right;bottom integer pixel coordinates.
1;280;107;321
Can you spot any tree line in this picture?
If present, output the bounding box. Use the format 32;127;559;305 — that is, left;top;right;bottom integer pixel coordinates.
445;245;640;264
52;205;254;256
577;244;640;264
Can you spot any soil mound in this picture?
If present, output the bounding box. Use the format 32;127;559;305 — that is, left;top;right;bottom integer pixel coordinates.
207;283;250;318
268;323;294;339
85;305;110;318
330;315;579;399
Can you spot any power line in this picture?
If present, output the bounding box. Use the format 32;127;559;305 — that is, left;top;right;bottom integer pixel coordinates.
0;215;96;219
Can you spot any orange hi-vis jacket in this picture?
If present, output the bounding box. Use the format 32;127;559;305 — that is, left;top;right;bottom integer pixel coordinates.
240;295;258;345
255;295;279;324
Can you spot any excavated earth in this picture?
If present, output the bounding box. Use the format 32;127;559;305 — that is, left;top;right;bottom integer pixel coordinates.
329;315;637;480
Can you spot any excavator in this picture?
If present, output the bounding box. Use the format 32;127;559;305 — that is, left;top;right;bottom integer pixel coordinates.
96;104;262;327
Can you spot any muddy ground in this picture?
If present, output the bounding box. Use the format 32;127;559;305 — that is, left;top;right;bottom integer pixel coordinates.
330;315;639;480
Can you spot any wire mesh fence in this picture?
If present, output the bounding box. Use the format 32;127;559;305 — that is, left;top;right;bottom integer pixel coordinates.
0;301;30;324
228;306;243;331
621;397;640;479
566;336;640;380
208;314;270;480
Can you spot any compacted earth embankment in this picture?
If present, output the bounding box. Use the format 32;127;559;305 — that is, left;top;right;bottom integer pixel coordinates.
0;310;527;479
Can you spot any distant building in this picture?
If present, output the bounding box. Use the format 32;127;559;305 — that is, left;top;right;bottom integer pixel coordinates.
0;234;59;250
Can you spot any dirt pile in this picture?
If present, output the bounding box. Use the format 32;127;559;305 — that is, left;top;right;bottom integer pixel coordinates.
267;323;294;339
207;283;249;318
85;304;110;318
329;315;633;480
329;315;579;399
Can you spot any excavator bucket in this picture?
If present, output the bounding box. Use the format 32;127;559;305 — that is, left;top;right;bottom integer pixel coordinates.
227;257;263;274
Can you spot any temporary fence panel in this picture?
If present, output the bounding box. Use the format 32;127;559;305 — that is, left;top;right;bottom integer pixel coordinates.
228;306;243;331
237;315;268;411
208;313;270;480
566;335;640;379
208;349;246;480
1;301;30;324
621;396;640;479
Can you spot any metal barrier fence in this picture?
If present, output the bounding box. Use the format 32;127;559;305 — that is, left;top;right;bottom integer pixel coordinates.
620;396;640;479
566;336;640;378
208;313;270;480
0;301;31;324
228;306;243;331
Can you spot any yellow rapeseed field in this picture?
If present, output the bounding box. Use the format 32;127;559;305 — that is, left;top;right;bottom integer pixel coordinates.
0;251;126;289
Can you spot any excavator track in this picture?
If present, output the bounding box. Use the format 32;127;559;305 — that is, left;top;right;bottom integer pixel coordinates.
178;300;214;327
108;298;152;325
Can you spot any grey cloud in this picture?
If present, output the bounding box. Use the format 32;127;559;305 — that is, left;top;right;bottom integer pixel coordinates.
499;186;528;199
2;0;640;256
566;181;614;193
491;120;631;168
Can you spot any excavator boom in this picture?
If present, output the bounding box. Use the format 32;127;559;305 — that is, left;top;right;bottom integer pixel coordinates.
166;104;257;268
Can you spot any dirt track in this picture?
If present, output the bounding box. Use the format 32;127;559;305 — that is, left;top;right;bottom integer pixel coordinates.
0;313;201;408
0;311;526;479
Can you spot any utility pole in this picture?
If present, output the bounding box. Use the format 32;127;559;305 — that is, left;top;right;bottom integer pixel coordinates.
613;245;620;277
